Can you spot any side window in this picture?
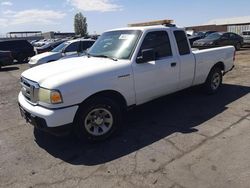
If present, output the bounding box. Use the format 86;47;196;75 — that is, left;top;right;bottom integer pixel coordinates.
9;41;16;49
230;33;238;39
139;31;172;59
19;41;29;49
82;41;94;51
65;41;80;52
222;33;230;39
174;30;190;55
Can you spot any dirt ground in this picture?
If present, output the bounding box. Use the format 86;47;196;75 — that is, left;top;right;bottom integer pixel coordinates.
0;47;250;188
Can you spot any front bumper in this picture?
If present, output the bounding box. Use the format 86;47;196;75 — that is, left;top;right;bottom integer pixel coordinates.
18;92;79;135
243;40;250;45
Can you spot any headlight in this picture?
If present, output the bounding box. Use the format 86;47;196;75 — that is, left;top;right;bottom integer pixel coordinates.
29;58;36;63
38;88;63;104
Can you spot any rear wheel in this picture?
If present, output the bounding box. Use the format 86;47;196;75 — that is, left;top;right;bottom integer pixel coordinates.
74;97;122;141
235;42;241;51
203;67;223;94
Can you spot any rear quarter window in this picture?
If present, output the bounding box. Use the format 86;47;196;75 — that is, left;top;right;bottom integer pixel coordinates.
174;30;190;55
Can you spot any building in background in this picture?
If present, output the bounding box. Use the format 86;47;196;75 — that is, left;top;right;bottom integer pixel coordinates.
42;32;75;39
0;31;43;41
186;16;250;34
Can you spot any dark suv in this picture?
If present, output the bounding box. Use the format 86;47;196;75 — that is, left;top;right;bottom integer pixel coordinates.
0;40;35;62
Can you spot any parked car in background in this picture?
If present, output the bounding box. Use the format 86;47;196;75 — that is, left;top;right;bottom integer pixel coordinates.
33;39;49;47
0;51;14;69
29;39;95;67
193;32;243;50
241;30;250;45
0;40;35;62
189;31;217;46
36;40;67;54
30;40;39;46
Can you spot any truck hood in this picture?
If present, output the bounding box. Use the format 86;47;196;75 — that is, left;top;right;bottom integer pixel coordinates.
22;56;130;88
30;52;61;61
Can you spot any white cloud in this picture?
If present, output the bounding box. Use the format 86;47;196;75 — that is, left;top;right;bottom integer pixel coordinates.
0;18;8;26
0;9;66;27
2;9;16;15
1;1;13;6
68;0;122;12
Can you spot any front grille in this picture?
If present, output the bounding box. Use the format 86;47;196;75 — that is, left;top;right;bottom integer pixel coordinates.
20;77;39;104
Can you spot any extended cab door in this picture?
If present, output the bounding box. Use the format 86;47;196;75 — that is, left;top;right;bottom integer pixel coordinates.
132;30;180;105
173;30;196;89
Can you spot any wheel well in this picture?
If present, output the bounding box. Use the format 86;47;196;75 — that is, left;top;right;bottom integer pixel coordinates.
212;62;225;72
83;90;127;109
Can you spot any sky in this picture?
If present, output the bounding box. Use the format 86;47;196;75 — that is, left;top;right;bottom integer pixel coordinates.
0;0;250;36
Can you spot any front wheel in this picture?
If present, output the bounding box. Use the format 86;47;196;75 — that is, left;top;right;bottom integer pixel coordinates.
203;67;223;94
16;55;26;63
74;97;122;141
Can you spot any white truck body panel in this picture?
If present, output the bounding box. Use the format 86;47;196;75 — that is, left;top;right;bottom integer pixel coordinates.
193;46;234;85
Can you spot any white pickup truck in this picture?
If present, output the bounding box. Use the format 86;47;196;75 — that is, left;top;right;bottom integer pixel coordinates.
18;22;235;141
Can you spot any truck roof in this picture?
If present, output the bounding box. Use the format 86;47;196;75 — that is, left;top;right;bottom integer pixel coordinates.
67;38;96;44
108;25;181;32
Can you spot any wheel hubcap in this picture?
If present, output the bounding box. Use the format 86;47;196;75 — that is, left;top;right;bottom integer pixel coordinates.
84;108;113;136
211;73;221;90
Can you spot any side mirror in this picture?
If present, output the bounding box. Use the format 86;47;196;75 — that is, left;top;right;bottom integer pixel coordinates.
137;49;155;64
61;48;66;54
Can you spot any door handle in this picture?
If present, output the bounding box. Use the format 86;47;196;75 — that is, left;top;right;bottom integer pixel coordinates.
171;62;177;67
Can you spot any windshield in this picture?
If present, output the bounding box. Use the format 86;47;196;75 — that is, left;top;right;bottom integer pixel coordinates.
88;30;142;60
193;32;205;37
52;42;69;52
204;32;222;40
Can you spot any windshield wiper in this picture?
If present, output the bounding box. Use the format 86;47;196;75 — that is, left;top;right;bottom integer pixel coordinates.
86;52;93;58
92;55;118;61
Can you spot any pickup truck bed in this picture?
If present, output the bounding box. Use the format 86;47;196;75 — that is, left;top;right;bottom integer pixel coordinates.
193;46;234;85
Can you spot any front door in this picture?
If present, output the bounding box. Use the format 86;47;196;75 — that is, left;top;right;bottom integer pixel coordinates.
132;30;179;105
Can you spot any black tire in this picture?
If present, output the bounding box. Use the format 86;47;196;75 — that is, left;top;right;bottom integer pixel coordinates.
203;67;223;94
74;96;122;141
235;42;241;51
16;55;25;63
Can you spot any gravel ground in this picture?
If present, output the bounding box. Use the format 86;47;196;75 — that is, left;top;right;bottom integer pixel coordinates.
0;48;250;188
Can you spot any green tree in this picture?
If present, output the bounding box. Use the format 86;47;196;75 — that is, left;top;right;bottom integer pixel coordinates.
74;12;88;37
